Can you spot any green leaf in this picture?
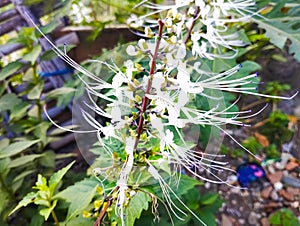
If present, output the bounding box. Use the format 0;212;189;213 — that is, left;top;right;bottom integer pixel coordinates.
29;213;44;226
39;20;60;34
0;61;24;81
33;122;51;146
253;2;300;61
0;187;10;217
54;177;98;222
172;174;203;197
200;193;219;205
28;80;44;99
0;140;39;159
12;169;35;193
10;101;31;120
34;174;48;190
23;45;42;65
39;200;57;220
9;192;37;216
0;138;9;150
48;161;75;194
117;191;151;226
39;151;56;168
63;215;94;226
45;87;75;99
40;45;75;61
0;93;22;112
8;154;43;168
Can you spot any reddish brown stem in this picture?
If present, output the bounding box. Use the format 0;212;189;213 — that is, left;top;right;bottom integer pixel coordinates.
93;199;113;226
184;6;200;44
133;20;165;150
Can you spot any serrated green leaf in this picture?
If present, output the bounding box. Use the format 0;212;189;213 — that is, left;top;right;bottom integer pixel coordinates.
253;2;300;61
34;174;48;190
48;161;75;194
9;192;37;216
117;191;151;226
39;200;57;220
9;154;43;168
23;45;42;65
0;61;24;81
54;177;98;222
0;140;39;159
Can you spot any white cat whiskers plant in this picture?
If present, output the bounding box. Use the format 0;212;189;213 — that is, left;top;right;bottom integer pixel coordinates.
25;0;298;225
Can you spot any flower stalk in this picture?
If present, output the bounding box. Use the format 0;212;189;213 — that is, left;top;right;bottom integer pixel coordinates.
134;19;165;150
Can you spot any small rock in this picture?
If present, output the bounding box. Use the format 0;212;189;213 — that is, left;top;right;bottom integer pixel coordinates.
271;190;279;201
286;161;299;171
248;212;258;225
282;175;300;188
268;165;276;174
278;189;294;201
281;153;293;163
254;202;261;210
261;186;273;199
291;201;299;208
204;182;211;189
231;187;241;194
238;219;245;224
267;171;283;184
275;162;286;170
221;214;233;226
261;217;270;226
227;175;238;184
294;104;300;116
287;187;300;197
274;182;283;191
241;190;250;197
264;202;282;209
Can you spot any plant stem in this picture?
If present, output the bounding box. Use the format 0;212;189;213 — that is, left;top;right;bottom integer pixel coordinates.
94;198;113;226
184;6;200;44
51;210;60;226
33;65;42;123
133;20;164;150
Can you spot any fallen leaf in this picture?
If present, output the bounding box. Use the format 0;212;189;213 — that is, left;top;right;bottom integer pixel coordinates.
254;132;270;147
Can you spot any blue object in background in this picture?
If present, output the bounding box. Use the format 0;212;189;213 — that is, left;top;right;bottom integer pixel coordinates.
39;68;74;77
237;162;266;187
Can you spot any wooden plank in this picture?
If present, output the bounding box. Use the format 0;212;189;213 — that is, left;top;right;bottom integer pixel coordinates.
0;42;23;56
55;32;79;46
0;15;23;36
0;0;11;8
0;8;18;22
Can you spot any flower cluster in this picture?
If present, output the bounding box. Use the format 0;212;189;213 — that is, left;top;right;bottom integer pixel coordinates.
128;0;258;59
27;0;298;225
